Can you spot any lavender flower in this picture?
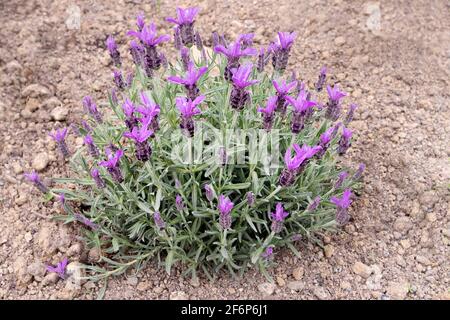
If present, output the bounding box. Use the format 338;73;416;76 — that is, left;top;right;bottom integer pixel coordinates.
74;212;99;230
128;23;170;72
338;127;352;155
24;171;48;193
325;84;347;121
113;69;125;90
317;126;335;158
122;99;138;130
174;27;182;50
195;32;207;62
256;47;270;73
98;149;124;183
58;193;66;206
137;92;161;133
81;120;92;133
180;46;191;70
83;134;100;158
315;66;327;92
335;171;348;189
292;144;322;174
230;63;258;110
330;189;353;225
166;7;200;46
175;179;182;189
270;202;289;233
344;103;358;125
285;90;317;133
214;36;257;80
175;195;184;211
46;258;68;279
307;196;321;212
153;211;166;230
273;79;298;115
261;247;273;259
218;195;234;230
291;234;302;242
279;146;301;186
136;12;145;32
353;163;366;180
91;168;106;188
217;146;228;166
110;88;119;106
176;95;205;137
129;40;145;66
123;121;154;162
106;35;121;67
49;128;69;158
168;61;207;100
204;184;214;201
270;32;296;71
246;192;255;206
83;96;103;123
257;96;277;131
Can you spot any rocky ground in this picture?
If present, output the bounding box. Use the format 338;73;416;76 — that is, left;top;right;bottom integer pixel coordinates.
0;0;449;300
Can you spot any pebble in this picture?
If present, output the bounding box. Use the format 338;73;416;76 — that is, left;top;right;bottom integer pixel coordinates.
169;291;189;300
27;261;46;278
313;287;329;300
24;232;33;242
88;247;101;263
386;281;409;300
352;261;373;278
323;245;335;258
292;267;304;280
67;243;83;257
287;281;304;292
425;212;437;223
42;272;60;286
25;98;40;112
21;84;51;98
127;276;139;286
334;36;346;46
137;281;150;291
257;282;275;296
12;162;23;174
276;276;286;287
50;106;68;121
393;216;413;233
32;152;49;171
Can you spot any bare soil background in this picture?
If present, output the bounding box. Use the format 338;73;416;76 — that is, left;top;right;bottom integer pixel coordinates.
0;0;449;300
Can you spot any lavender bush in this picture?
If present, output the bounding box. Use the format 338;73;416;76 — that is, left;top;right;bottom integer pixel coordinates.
26;7;364;281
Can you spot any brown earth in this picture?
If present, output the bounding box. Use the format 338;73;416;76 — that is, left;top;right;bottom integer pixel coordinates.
0;0;449;300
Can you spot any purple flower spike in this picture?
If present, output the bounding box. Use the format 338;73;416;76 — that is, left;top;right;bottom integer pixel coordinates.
344;103;358;125
168;61;207;100
214;35;257;81
257;96;278;131
74;212;99;230
123;121;154;162
338;127;353;155
176;95;205;137
292;144;322;173
180;46;191;70
58;193;66;206
330;189;353;225
106;35;121;67
91;168;106;188
24;171;48;193
270;31;296;71
99;149;124;183
46;258;68;280
84;134;100;158
230;63;258;110
122;98;138;130
218;195;234;230
279;147;301;186
166;7;200;46
153;211;166;230
138;92;161;133
81;120;92;133
286;90;317;134
49;128;70;158
205;184;214;201
325;84;347;121
257;47;271;73
273;79;298;115
335;171;349;189
317;126;335;158
246;192;255;206
261;247;273;259
129;40;145;66
175;195;184;211
353;163;366;180
270;203;289;233
315;66;327;92
83;96;103;124
113;69;125;90
307;196;321;212
238;33;254;49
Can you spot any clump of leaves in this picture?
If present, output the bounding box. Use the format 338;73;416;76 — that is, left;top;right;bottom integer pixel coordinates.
28;7;365;281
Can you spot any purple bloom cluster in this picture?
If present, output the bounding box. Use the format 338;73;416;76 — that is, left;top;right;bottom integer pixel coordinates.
325;84;347;121
315;66;327;92
83;134;100;158
218;195;234;230
257;96;277;131
91;168;106;188
166;7;200;47
49;128;69;158
176;95;205;137
168;61;207;100
270;32;296;72
279;144;322;186
330;189;353;225
46;258;68;279
99;149;124;183
83;96;103;123
273;79;297;115
24;171;48;193
153;211;166;230
230;63;259;110
270;203;289;233
106;35;121;67
285;90;317;133
338;127;353;155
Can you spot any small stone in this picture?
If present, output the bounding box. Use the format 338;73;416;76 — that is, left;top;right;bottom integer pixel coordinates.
400;239;411;249
292;267;304;280
154;286;164;294
287;281;304;292
127;276;139;286
258;282;275;296
24;232;33;242
137;281;150;291
393;216;413;234
12;163;23;174
15;194;27;206
32;152;49;172
67;243;83;257
313;287;329;300
169;291;189;300
426;212;437;223
352;261;373;278
334;36;346;46
386;281;409;300
25;98;40;112
276;276;286;287
88;247;101;263
13;257;32;285
5;60;22;73
22;84;51;98
44;97;62;109
51;106;68;121
42;272;60;286
323;245;334;258
27;261;46;278
66;262;86;286
228;288;236;294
